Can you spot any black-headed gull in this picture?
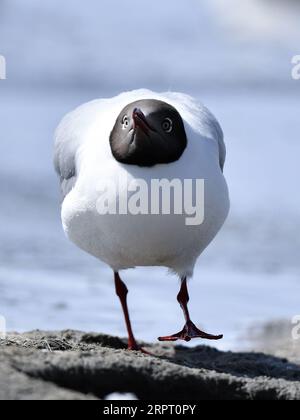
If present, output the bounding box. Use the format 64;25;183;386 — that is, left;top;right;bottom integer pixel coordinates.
54;89;230;351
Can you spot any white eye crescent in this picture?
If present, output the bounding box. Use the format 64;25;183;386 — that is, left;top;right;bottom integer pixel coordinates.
162;117;173;133
122;115;129;129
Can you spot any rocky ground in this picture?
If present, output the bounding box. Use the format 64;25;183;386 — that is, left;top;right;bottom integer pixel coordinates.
0;328;300;400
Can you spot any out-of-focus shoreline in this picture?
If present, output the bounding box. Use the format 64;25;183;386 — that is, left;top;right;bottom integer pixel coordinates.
246;320;300;364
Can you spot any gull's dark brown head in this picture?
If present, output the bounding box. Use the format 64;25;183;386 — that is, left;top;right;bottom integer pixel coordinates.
109;99;187;167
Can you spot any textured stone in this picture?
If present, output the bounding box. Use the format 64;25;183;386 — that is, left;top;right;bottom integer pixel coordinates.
0;330;300;400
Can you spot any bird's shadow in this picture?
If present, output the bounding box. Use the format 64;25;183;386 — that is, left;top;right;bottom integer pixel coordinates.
158;344;300;382
78;331;300;382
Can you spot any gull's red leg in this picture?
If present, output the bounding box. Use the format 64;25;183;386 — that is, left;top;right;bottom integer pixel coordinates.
114;272;140;351
158;277;223;342
114;272;153;355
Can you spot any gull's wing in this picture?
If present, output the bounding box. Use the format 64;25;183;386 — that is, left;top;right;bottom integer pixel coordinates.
54;99;106;200
54;109;81;200
161;91;226;172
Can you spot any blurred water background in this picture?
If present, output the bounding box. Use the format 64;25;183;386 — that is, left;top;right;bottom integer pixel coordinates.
0;0;299;350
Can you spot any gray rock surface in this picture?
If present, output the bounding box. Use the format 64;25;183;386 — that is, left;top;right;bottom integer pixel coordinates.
1;330;300;400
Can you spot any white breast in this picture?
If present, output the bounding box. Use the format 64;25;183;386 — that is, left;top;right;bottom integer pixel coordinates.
62;130;229;278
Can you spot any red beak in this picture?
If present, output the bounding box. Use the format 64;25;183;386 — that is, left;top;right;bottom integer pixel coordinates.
132;108;152;136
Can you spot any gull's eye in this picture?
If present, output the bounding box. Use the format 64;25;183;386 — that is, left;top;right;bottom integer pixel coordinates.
162;117;173;133
122;115;129;129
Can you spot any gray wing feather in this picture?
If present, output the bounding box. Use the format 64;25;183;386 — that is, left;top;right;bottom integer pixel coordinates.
199;104;226;172
217;130;226;172
54;102;91;201
54;110;81;200
59;176;77;199
54;100;102;200
164;92;227;172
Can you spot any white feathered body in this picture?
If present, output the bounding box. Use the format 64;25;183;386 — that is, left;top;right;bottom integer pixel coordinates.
56;90;230;278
